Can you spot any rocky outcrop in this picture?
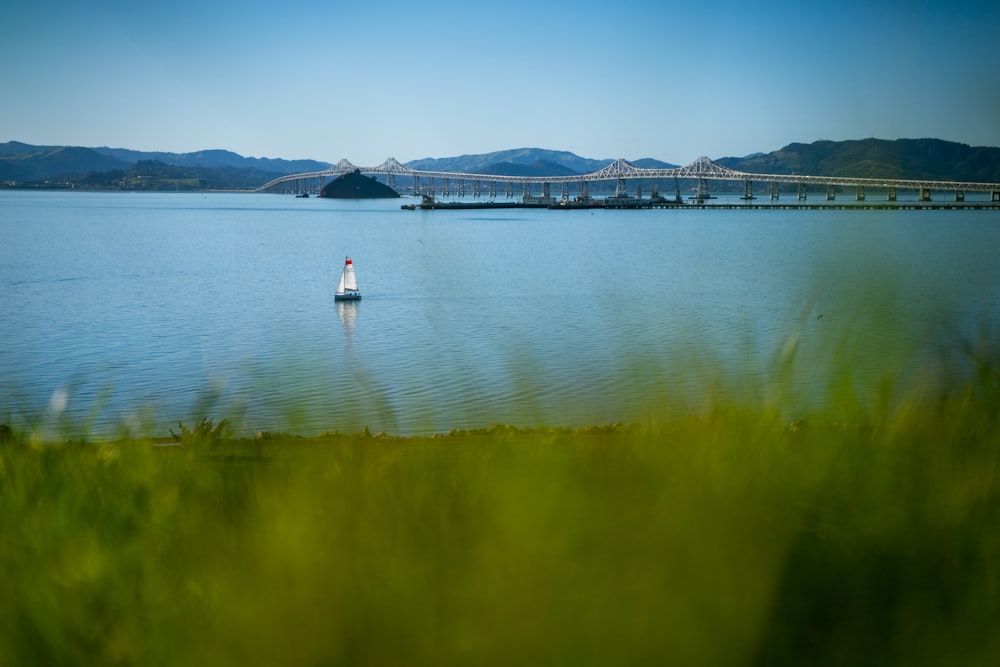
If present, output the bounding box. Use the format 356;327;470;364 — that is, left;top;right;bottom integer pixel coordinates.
320;169;399;198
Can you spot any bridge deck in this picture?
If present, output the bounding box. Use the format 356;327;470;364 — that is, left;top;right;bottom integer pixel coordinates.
257;156;1000;198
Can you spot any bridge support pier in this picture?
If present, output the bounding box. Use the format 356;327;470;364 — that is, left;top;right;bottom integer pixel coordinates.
580;181;588;200
797;183;807;200
769;183;779;200
695;178;711;202
615;177;628;198
887;187;897;201
993;191;1000;202
919;187;932;202
826;185;836;201
955;190;964;202
856;186;865;201
412;175;421;196
741;179;754;201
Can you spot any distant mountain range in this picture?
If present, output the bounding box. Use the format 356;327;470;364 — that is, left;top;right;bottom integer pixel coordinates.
405;148;678;176
3;139;999;190
0;142;331;189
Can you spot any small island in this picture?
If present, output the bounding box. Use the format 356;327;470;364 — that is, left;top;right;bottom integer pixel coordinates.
320;169;400;198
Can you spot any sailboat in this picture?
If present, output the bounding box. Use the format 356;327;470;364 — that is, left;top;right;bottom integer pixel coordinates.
334;256;362;301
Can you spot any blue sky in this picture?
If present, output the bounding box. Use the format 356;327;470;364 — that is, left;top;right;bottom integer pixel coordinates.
3;0;999;165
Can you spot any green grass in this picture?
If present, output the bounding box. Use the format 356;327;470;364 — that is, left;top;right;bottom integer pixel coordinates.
3;380;999;665
3;302;1000;665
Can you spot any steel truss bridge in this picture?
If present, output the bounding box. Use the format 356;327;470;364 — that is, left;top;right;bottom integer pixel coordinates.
257;156;1000;203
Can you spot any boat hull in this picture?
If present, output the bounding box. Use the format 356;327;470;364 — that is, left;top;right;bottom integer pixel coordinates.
335;292;361;302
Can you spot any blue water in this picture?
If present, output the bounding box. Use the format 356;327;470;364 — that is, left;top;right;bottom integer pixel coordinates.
3;190;999;437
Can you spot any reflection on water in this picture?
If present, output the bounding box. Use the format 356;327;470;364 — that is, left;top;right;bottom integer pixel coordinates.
336;301;358;335
3;191;1000;436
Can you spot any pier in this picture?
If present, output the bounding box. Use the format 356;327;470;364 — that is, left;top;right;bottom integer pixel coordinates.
401;199;1000;212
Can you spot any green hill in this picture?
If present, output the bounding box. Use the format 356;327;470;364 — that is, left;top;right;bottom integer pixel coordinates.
0;146;129;182
719;138;1000;183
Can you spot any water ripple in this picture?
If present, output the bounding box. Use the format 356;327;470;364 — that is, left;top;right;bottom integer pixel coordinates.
5;193;1000;436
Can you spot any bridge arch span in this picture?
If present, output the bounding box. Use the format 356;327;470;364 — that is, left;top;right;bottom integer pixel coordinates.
256;156;1000;199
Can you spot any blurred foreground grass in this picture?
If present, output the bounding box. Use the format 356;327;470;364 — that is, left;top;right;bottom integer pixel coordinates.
3;317;1000;665
3;394;999;664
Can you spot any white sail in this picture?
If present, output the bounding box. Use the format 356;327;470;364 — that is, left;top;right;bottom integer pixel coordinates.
342;260;358;292
336;256;360;298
